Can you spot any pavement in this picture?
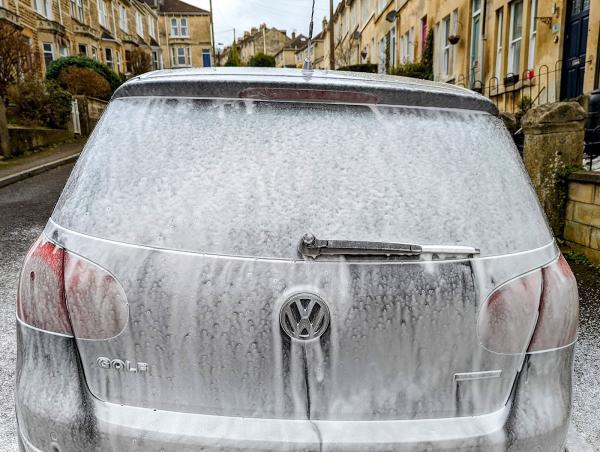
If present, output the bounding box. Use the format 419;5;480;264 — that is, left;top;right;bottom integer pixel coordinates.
0;163;598;451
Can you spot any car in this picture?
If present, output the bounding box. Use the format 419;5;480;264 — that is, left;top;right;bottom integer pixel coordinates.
16;67;578;451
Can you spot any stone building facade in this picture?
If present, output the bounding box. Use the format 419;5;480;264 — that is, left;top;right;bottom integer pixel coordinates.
238;23;287;64
145;0;212;69
319;0;600;111
0;0;212;78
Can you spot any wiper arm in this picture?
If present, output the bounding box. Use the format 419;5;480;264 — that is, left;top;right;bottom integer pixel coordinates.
298;234;480;259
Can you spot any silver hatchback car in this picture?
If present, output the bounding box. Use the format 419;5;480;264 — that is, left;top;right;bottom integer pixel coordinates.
16;68;578;451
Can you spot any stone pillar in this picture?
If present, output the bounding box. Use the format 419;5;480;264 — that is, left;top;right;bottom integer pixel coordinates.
522;102;586;237
0;102;10;158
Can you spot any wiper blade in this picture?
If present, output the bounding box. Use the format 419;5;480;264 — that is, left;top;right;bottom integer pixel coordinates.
298;234;480;259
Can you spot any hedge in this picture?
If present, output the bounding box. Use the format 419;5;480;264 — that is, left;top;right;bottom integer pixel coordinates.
46;56;122;95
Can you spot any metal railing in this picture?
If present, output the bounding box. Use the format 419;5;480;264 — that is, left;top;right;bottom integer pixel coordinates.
448;61;564;114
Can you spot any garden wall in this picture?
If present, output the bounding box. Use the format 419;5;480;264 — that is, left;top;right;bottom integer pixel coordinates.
8;126;72;157
565;172;600;264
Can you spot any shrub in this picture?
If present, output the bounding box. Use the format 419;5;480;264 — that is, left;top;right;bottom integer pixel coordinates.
0;22;40;101
46;55;121;97
224;43;241;67
57;66;112;99
390;29;434;81
337;64;377;73
249;52;276;67
8;79;72;128
129;48;153;76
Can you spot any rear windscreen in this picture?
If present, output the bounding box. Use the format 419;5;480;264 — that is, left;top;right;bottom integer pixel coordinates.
52;97;552;258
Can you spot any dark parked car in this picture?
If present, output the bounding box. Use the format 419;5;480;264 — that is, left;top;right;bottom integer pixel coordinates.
16;68;578;451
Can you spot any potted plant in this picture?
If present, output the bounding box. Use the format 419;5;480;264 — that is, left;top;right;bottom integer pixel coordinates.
448;34;460;45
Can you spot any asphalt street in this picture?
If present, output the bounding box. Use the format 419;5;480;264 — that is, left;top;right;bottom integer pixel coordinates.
0;165;598;451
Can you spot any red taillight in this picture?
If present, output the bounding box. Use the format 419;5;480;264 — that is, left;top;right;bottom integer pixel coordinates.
528;256;579;352
17;235;128;339
17;237;72;335
478;255;579;354
478;270;542;354
64;252;128;340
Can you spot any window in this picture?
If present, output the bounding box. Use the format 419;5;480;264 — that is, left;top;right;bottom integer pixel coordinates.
42;43;54;67
400;28;414;64
171;46;190;66
470;0;482;85
441;15;451;78
390;26;396;67
421;16;427;56
78;44;87;55
180;17;188;36
116;50;121;73
508;0;523;76
60;46;69;57
70;0;84;21
91;46;98;60
148;16;156;38
495;8;504;80
97;0;109;28
528;0;537;71
362;0;371;25
119;5;128;31
105;48;113;68
378;0;386;15
170;17;188;37
152;50;160;70
135;11;143;37
34;0;53;19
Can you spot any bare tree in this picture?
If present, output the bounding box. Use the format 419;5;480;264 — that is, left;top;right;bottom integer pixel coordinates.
0;22;39;101
334;39;354;68
129;48;153;76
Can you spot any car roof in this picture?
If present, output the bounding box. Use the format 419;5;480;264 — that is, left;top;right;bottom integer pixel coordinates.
113;67;498;115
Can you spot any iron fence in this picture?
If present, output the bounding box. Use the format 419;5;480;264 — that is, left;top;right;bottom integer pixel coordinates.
448;61;564;115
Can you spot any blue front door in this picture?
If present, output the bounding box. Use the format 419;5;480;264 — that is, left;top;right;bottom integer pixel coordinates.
203;51;211;67
561;0;590;99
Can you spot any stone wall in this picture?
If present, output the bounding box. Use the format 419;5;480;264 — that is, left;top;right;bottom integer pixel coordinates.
74;96;108;136
522;102;586;236
565;172;600;264
7;126;72;157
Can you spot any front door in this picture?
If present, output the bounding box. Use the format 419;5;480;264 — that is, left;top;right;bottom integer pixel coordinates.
202;50;212;67
561;0;590;99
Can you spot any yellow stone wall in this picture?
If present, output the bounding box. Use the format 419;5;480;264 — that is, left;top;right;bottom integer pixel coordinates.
565;173;600;264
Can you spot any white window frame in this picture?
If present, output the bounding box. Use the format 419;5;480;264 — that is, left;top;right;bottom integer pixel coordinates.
470;0;482;82
116;50;121;72
91;46;98;60
441;15;451;78
135;11;143;37
390;26;396;67
70;0;84;22
495;8;504;80
508;0;523;76
34;0;53;19
528;0;537;71
105;48;113;68
97;0;109;28
171;46;190;67
362;0;371;26
170;17;178;36
378;0;386;15
42;42;54;66
119;4;128;32
148;16;156;38
180;17;188;36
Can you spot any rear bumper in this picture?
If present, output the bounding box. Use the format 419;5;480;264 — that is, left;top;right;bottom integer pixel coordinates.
16;324;572;452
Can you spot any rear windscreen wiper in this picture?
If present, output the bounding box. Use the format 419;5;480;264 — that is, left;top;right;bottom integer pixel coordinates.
298;234;480;259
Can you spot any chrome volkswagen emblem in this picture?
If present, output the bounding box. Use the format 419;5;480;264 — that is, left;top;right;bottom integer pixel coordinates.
280;293;330;341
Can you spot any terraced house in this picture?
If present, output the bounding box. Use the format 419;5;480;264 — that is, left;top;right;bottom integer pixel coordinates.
321;0;600;112
0;0;212;78
145;0;213;68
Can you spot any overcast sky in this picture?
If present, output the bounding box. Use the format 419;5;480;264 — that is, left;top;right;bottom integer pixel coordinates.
187;0;339;48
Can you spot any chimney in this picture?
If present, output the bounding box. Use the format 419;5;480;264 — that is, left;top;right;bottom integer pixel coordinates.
322;17;328;31
251;27;257;34
292;31;296;40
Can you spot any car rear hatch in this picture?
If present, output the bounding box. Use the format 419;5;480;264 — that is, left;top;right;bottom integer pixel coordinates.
49;93;555;421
